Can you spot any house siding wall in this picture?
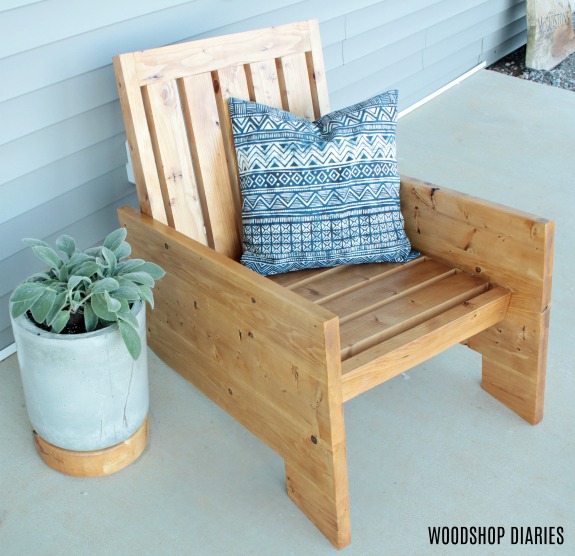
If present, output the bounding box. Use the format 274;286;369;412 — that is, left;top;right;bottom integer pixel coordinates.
0;0;527;350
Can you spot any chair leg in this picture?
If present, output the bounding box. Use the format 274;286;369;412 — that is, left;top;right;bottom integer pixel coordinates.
479;308;550;425
285;442;351;550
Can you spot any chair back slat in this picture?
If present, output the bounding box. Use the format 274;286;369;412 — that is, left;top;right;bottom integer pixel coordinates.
280;52;316;121
218;65;252;100
114;53;169;225
216;65;253;236
249;59;284;109
181;72;242;256
143;80;208;244
307;20;331;116
114;20;330;260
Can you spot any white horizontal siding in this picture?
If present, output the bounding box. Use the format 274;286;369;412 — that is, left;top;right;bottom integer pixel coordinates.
0;0;529;350
0;135;128;223
0;66;118;146
326;0;527;110
0;102;125;185
0;0;192;58
0;168;133;263
0;0;44;12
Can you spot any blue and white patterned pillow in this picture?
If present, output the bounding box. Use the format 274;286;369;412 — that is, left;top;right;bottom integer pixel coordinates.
228;91;417;276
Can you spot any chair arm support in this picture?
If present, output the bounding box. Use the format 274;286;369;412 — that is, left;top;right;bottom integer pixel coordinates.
117;205;346;469
400;175;554;423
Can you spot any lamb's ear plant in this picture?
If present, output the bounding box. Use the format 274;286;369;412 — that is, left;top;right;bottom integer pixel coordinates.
10;228;165;360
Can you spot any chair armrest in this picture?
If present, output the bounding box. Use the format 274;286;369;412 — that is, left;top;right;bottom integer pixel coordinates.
118;205;336;321
400;175;554;314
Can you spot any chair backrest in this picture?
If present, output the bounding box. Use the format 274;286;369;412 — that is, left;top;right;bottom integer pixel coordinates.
114;20;330;261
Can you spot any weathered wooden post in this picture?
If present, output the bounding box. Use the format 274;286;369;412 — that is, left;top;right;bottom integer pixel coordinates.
526;0;575;69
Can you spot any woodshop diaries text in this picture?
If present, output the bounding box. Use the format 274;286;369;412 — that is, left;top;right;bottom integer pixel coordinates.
428;526;564;545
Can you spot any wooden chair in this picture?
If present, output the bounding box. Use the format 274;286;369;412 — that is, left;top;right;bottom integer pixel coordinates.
113;20;553;549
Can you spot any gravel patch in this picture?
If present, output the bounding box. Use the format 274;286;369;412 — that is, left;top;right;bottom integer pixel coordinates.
487;14;575;92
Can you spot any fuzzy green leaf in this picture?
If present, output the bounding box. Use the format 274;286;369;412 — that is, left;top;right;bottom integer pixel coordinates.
22;238;51;249
84;246;102;257
68;275;91;291
138;284;154;309
114;241;131;260
69;252;93;267
10;283;47;318
137;262;165;280
51;311;71;334
104;291;121;313
55;235;76;258
28;272;52;281
10;282;47;303
113;286;140;300
30;289;57;323
115;277;133;289
10;300;31;319
55;264;69;283
90;277;119;294
103;228;127;252
116;259;145;273
32;246;62;270
121;271;155;287
118;319;141;360
117;309;139;329
73;261;101;277
91;293;117;321
46;292;68;326
101;247;117;272
83;302;98;332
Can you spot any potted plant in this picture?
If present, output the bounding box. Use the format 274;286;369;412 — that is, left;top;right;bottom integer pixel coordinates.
9;228;164;477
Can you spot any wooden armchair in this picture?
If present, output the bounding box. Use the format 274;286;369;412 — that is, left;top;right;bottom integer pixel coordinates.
113;20;553;549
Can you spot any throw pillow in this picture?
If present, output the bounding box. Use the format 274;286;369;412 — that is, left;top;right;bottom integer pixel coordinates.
228;91;417;276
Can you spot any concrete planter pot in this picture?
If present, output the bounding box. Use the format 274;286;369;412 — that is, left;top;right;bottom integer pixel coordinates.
10;301;149;475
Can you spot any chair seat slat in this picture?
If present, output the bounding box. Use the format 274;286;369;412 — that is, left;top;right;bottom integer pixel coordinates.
287;261;413;302
341;287;512;401
321;259;455;321
339;272;488;360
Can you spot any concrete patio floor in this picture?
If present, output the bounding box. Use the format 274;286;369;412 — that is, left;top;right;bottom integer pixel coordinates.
1;69;573;555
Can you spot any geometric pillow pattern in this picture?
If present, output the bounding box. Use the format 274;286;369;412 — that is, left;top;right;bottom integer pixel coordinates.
228;91;417;276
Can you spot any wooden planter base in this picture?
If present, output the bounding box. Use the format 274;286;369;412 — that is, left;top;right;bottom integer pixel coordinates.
33;416;149;477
